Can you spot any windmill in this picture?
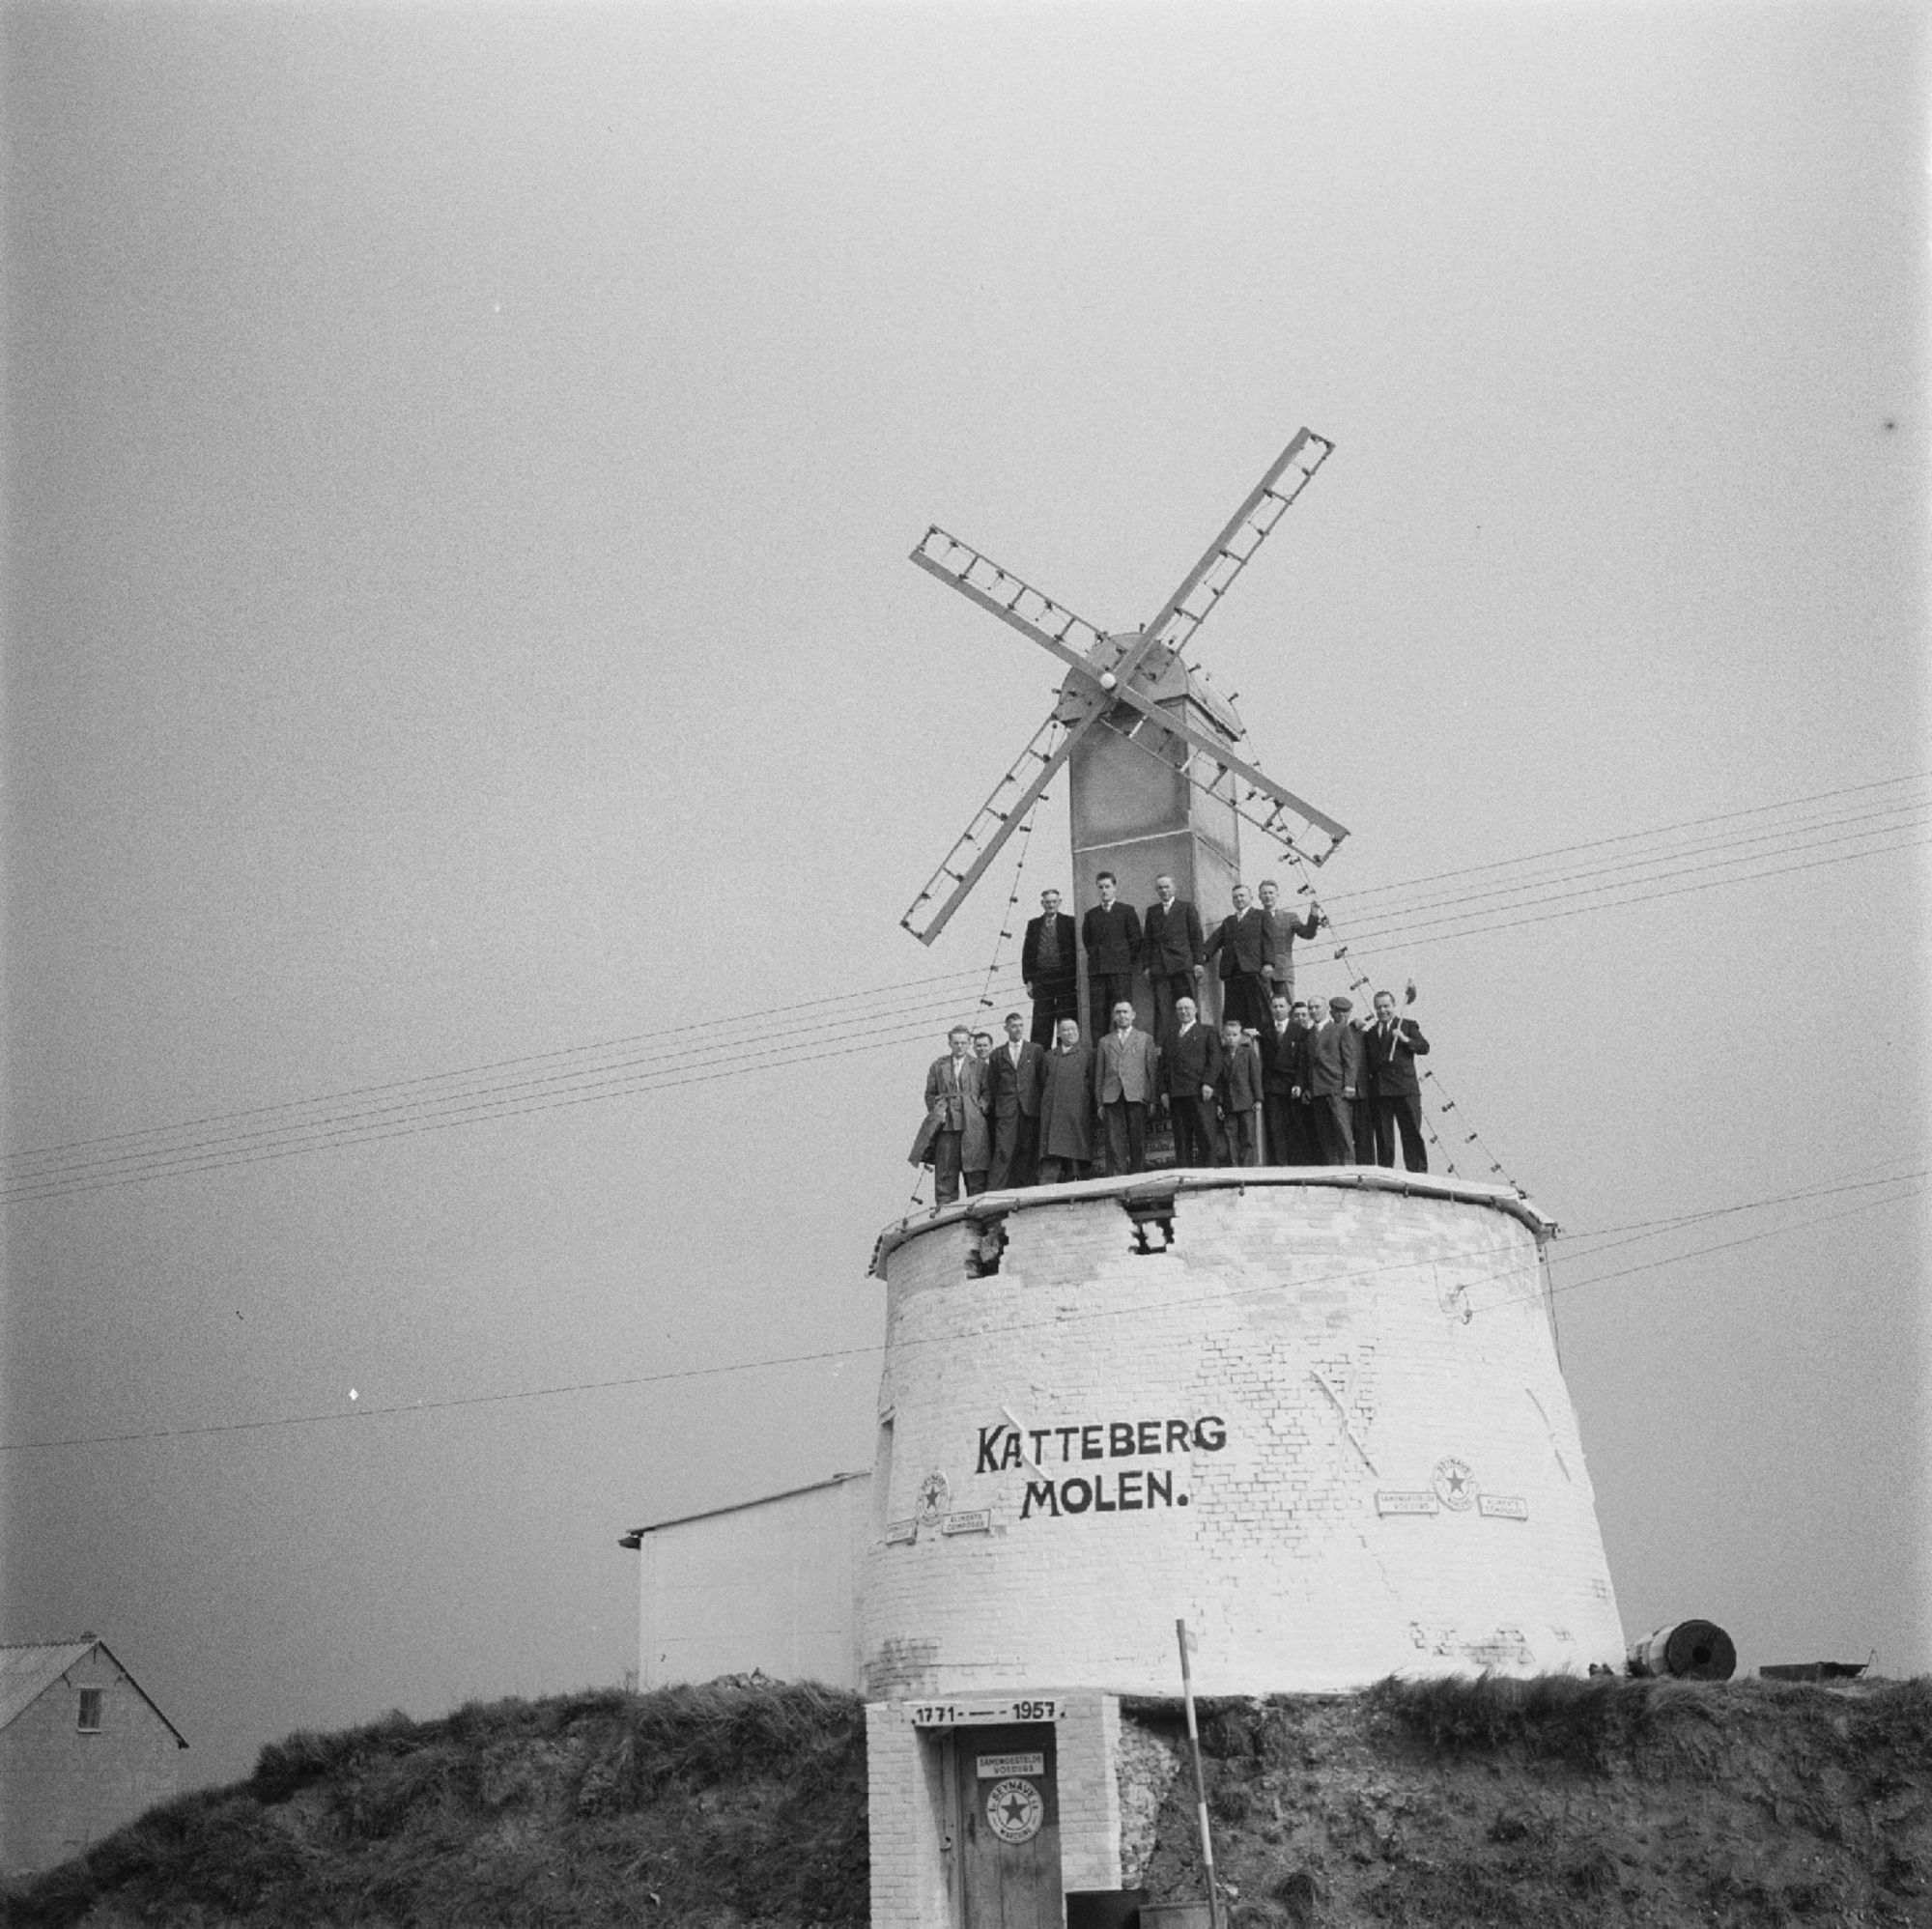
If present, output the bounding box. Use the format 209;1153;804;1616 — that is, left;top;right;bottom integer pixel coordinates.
901;431;1351;1035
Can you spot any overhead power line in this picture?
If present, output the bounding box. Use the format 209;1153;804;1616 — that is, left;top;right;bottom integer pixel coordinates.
2;976;1029;1205
6;775;1924;1203
4;1165;1919;1456
1317;770;1929;905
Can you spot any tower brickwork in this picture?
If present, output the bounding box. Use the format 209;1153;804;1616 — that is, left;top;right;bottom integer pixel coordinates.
860;1172;1624;1927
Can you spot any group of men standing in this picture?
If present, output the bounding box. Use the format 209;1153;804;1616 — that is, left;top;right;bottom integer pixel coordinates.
1020;870;1321;1047
913;872;1435;1206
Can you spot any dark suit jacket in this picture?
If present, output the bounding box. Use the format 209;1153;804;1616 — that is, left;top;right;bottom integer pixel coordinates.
1021;913;1076;987
1081;901;1143;976
1306;1019;1365;1097
1143;898;1205;976
1264;1020;1313;1097
1165;1021;1224;1097
1217;1036;1264;1112
1259;903;1321;980
1363;1017;1430;1099
1205;907;1268;978
985;1038;1046;1120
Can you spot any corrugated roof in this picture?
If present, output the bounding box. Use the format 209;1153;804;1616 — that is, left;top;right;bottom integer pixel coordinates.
0;1635;189;1746
0;1638;98;1732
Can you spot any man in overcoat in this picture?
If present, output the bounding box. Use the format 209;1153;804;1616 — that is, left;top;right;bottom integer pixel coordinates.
1037;1017;1096;1184
1256;878;1322;1005
916;1025;989;1206
1094;999;1161;1177
1081;871;1142;1033
1020;888;1079;1049
1164;995;1224;1168
985;1010;1045;1189
1306;995;1367;1165
1205;883;1271;1031
1142;873;1206;1041
1364;988;1432;1173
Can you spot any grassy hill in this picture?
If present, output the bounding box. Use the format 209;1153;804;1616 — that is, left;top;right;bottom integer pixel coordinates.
5;1672;1928;1926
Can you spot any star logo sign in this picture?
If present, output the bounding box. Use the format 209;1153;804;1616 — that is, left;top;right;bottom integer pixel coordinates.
1433;1456;1477;1512
985;1777;1043;1844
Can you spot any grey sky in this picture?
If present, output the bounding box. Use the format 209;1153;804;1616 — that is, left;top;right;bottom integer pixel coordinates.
4;1;1926;1786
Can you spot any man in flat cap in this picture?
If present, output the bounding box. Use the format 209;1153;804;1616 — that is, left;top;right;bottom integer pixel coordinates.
1306;994;1367;1165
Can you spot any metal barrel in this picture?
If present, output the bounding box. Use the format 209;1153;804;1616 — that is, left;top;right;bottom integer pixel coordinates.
1626;1620;1737;1680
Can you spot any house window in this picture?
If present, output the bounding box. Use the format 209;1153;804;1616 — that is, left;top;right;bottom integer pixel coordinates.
77;1688;102;1732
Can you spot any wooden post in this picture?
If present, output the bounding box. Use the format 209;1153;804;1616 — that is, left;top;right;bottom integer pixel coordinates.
1176;1618;1220;1929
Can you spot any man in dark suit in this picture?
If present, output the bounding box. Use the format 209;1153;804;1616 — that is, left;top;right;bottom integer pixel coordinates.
1020;887;1078;1049
1205;882;1271;1031
1257;878;1322;1005
1081;871;1142;1032
1164;995;1223;1168
1365;988;1432;1173
1142;872;1206;1042
985;1010;1045;1189
1307;995;1367;1164
1261;994;1318;1166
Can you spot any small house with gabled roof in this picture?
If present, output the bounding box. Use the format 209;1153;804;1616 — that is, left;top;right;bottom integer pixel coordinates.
0;1633;187;1876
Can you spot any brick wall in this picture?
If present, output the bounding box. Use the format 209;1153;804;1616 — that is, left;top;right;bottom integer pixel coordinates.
0;1651;184;1876
861;1177;1624;1699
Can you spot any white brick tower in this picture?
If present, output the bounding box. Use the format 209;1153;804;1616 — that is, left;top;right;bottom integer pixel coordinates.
860;1170;1624;1927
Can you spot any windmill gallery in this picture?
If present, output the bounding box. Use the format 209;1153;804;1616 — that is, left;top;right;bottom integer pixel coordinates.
623;433;1626;1929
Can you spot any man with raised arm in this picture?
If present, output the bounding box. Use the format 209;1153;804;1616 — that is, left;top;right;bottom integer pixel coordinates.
1257;877;1323;1006
1365;986;1432;1173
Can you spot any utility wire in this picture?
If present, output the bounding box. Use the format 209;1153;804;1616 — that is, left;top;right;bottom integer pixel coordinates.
1337;814;1929;945
1333;796;1929;924
4;969;1028;1189
3;982;1029;1205
9;1164;1919;1455
7;784;1922;1202
1316;771;1928;905
1;960;1005;1167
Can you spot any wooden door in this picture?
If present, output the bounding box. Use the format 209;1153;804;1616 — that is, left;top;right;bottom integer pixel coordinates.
955;1721;1062;1929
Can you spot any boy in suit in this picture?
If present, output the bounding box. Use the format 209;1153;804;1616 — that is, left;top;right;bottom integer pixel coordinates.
1216;1017;1264;1167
